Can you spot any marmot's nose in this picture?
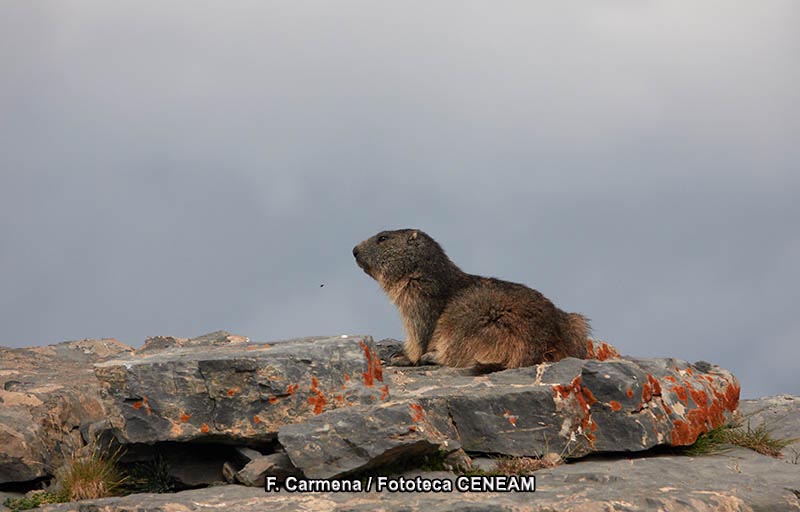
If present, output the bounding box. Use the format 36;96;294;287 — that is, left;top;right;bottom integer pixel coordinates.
352;246;360;258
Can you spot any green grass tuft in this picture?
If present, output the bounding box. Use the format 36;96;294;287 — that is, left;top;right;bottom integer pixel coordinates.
724;422;795;457
4;440;128;510
54;443;127;501
3;492;63;512
683;420;796;457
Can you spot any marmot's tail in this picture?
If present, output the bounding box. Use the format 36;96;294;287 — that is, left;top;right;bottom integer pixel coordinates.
563;312;591;358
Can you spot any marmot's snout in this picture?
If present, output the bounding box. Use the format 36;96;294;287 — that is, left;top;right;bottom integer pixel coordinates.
352;242;371;275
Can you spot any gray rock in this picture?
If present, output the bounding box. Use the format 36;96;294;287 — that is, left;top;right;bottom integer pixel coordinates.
278;399;460;478
236;452;299;487
232;446;264;465
470;456;498;473
442;448;472;473
739;394;800;458
38;440;800;511
0;338;133;484
95;335;386;444
374;338;405;362
139;331;250;354
0;330;748;498
222;461;238;484
278;355;740;478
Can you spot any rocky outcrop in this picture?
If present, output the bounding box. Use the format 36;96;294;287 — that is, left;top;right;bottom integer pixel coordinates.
95;335;385;444
1;334;742;485
0;338;133;483
137;331;250;354
37;452;799;512
278;398;461;479
87;333;741;479
277;349;740;477
6;331;787;512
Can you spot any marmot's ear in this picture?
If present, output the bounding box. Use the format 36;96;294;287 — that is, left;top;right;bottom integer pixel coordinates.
408;231;419;243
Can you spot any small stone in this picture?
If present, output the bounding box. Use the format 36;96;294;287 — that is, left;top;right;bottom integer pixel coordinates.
443;448;472;473
237;452;300;487
222;461;238;484
233;446;263;465
541;452;563;468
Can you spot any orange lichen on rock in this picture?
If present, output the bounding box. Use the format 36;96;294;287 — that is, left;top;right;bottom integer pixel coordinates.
179;412;192;422
552;376;582;400
626;388;634;398
286;383;299;396
585;340;621;361
688;384;708;408
306;376;327;414
201;423;210;433
227;388;237;397
609;400;622;411
642;382;653;403
553;376;590;411
723;381;740;410
503;409;518;426
672;405;718;446
133;396;152;415
647;374;662;396
268;396;279;404
359;340;383;387
409;403;425;422
307;390;326;415
582;386;598;406
671;418;694;445
379;384;389;400
669;374;740;445
574;377;590;411
705;379;740;428
672;385;689;403
253;415;261;424
552;376;596;446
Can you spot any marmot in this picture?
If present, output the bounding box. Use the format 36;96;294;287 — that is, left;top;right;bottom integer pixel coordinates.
353;229;590;369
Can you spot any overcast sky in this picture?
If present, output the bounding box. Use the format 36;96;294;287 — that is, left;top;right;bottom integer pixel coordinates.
1;2;798;398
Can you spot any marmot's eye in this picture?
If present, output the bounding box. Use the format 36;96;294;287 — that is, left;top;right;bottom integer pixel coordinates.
377;235;388;243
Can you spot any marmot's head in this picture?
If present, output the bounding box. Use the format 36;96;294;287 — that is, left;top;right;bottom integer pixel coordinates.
353;229;446;286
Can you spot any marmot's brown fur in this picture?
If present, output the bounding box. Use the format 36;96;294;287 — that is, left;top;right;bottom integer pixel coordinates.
353;229;590;369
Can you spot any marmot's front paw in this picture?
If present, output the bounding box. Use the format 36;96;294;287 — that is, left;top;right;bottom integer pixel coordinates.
419;351;440;366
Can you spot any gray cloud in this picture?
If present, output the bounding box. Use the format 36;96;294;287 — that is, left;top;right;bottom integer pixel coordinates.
1;1;798;398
